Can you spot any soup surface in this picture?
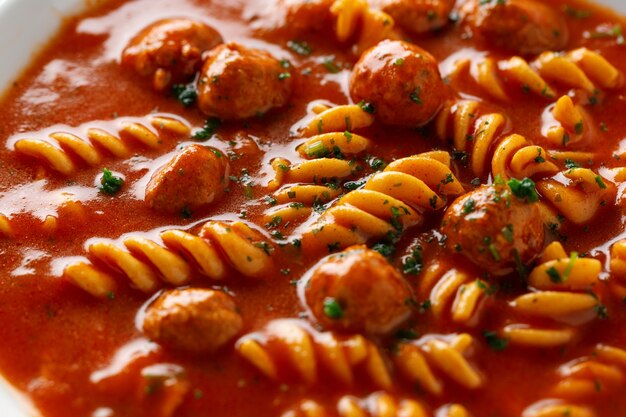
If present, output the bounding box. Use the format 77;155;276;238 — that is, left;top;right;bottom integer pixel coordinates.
1;0;626;416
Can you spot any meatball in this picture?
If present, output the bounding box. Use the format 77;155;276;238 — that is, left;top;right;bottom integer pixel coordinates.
460;0;569;55
441;184;545;276
145;144;230;214
378;0;455;34
143;288;243;353
349;40;445;127
121;19;223;91
196;42;293;120
300;246;413;335
247;0;334;34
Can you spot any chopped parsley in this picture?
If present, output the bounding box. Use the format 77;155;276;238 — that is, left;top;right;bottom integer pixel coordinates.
507;177;539;203
357;100;375;114
463;198;476;214
402;245;424;275
323;298;344;319
171;83;197;107
193;118;221;141
100;168;124;195
287;40;312;56
409;87;423;105
564;159;580;169
595;175;607;189
483;331;508;351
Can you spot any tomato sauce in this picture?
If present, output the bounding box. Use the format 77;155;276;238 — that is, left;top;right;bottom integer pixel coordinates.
0;0;625;416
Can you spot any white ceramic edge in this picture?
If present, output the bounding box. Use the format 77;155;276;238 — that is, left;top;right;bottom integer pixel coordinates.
0;0;624;416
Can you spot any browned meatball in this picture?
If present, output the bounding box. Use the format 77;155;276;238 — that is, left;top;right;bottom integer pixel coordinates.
441;184;545;276
378;0;455;34
350;40;445;127
301;246;413;335
143;288;243;353
196;42;293;120
121;19;223;91
460;0;569;55
247;0;334;34
145;144;230;214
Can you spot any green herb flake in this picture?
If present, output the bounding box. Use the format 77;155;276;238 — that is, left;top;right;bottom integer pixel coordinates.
323;298;344;319
483;330;508;351
193;118;221;141
507;177;539;203
595;175;607;189
100;168;124;195
171;83;197;107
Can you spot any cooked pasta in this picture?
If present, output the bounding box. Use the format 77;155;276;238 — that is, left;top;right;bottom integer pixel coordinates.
522;401;596;417
542;95;593;148
609;239;626;300
265;104;372;226
0;214;12;238
330;0;396;55
12;115;191;175
63;220;274;297
236;319;392;389
416;260;489;327
466;48;623;101
393;333;483;395
282;392;470;417
502;242;603;348
301;151;463;250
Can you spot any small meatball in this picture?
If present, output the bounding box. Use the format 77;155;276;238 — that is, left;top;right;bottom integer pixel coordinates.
460;0;569;55
143;288;243;353
378;0;455;34
247;0;334;34
145;144;229;214
350;40;445;127
122;19;223;91
441;184;545;276
196;42;293;120
301;246;413;335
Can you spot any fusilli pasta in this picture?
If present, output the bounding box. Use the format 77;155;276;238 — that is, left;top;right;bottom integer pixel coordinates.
63;220;274;297
11;115;191;175
503;242;603;348
393;333;483;395
282;392;470;417
236;319;392;389
301;151;463;251
464;48;623;101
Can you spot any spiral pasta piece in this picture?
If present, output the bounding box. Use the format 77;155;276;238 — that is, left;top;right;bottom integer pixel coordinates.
468;48;623;101
236;319;392;389
330;0;396;54
542;95;593;148
12;115;191;175
501;242;603;348
609;239;626;300
550;344;626;401
63;220;274;297
265;105;372;225
282;392;471;417
522;401;596;417
301;151;463;251
393;333;483;396
417;261;490;327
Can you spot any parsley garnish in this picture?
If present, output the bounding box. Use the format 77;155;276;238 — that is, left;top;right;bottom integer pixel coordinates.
100;168;124;195
323;298;343;319
507;177;539;203
193;118;221;141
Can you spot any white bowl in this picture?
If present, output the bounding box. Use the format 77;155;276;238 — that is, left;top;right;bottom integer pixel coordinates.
0;0;624;416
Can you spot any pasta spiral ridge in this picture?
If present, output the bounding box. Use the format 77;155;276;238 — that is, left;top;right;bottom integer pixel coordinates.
236;319;392;389
416;261;491;327
393;333;483;396
11;114;191;175
501;242;603;348
282;392;471;417
609;239;626;300
551;344;626;400
63;220;275;298
301;151;464;251
461;48;623;102
265;104;373;226
330;0;397;55
522;400;596;417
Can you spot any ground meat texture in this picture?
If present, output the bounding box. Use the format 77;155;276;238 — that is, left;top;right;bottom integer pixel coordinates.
121;19;223;91
143;288;243;354
378;0;455;34
441;184;545;276
460;0;569;55
349;40;445;127
301;246;413;335
196;42;293;120
145;144;229;214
